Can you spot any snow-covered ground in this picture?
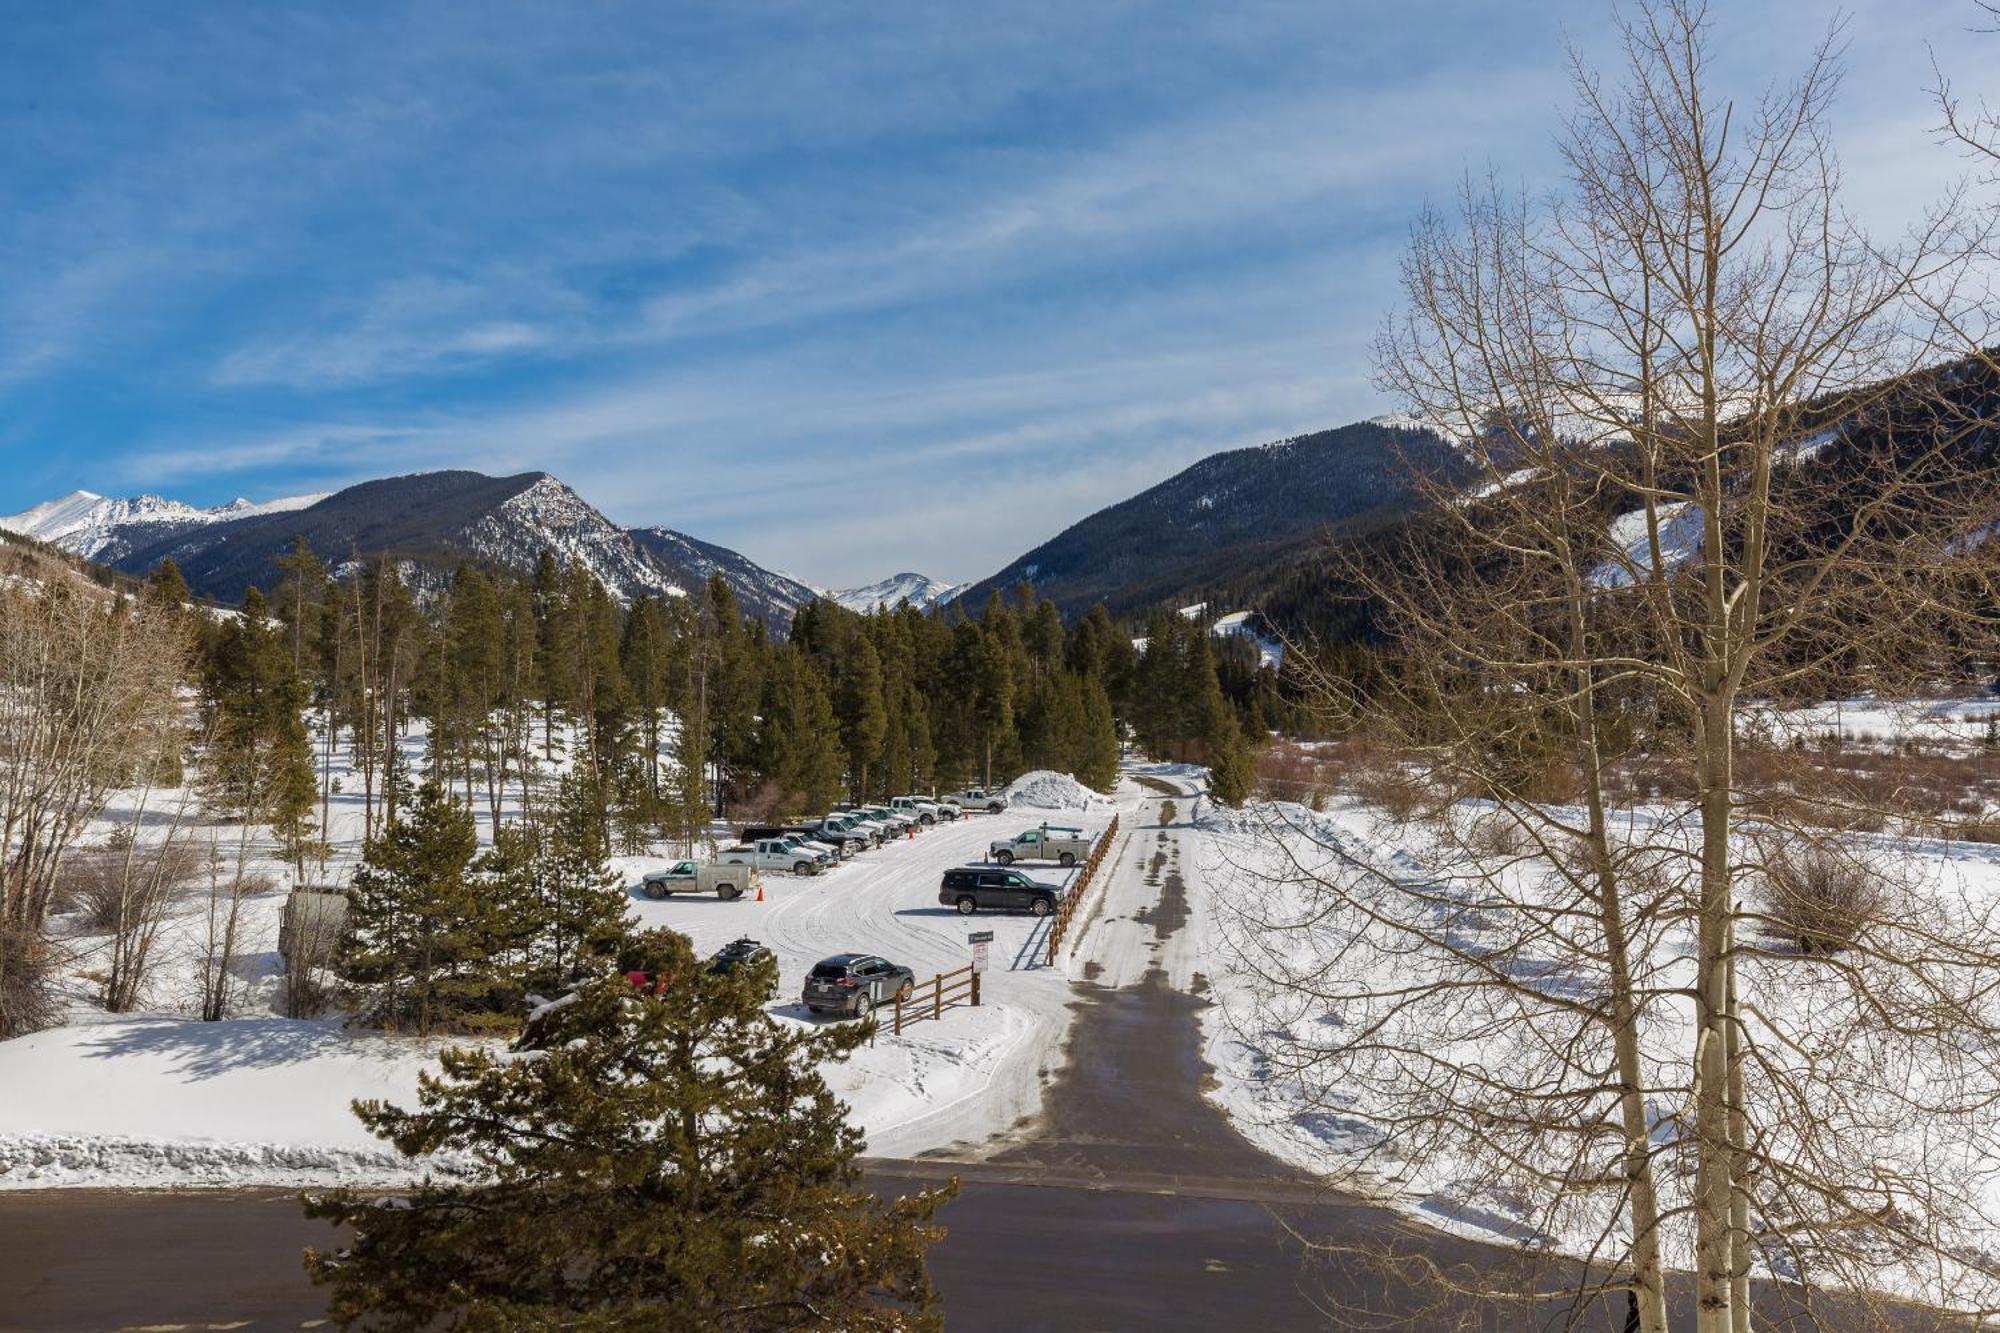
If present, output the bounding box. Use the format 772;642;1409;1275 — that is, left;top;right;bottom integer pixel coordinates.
1178;773;2000;1305
0;727;1129;1188
1745;692;2000;753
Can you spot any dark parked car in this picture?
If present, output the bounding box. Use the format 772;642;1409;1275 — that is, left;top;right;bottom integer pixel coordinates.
708;937;774;975
939;866;1061;916
802;953;916;1017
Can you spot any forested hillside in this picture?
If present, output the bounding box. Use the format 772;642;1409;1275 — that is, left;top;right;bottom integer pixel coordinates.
953;420;1469;617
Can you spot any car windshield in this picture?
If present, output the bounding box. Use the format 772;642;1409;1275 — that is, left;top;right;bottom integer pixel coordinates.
810;962;850;979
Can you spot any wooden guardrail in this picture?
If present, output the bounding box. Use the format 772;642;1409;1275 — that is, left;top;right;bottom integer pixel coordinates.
890;963;981;1035
1047;812;1120;964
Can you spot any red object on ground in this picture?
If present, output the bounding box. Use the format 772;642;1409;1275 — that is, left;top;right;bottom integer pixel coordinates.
906;824;915;841
755;880;764;902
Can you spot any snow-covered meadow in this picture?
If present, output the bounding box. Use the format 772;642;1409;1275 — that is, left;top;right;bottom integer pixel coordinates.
1181;773;2000;1307
0;730;1121;1188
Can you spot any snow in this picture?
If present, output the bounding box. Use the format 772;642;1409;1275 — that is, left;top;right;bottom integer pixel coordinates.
1131;608;1285;672
0;1017;445;1187
0;723;1128;1187
1209;610;1285;671
1744;692;2000;753
1588;499;1704;588
829;572;963;614
1457;466;1539;504
999;770;1114;812
1785;425;1842;463
0;489;328;563
466;475;688;604
1180;780;2000;1309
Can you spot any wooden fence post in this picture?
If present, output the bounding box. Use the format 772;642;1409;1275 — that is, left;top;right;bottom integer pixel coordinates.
894;991;903;1035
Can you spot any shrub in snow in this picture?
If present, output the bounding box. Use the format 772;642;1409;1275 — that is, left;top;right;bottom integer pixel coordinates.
1759;842;1886;955
0;924;58;1040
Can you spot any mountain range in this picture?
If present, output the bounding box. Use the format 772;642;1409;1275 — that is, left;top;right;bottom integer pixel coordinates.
0;471;822;626
829;572;964;614
1;415;1468;634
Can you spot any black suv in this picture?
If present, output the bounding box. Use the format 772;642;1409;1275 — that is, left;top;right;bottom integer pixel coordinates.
939;867;1060;917
802;954;916;1017
708;938;774;975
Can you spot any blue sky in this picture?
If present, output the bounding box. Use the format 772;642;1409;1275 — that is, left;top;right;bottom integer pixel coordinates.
0;1;1990;587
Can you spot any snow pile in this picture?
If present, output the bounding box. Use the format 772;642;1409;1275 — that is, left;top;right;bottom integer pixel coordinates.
1001;770;1112;811
0;1133;426;1189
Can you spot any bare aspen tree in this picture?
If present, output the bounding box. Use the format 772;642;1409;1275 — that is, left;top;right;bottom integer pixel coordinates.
1220;3;2000;1329
0;580;190;1036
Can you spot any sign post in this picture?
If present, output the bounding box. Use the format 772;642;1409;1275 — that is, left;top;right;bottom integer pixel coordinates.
968;929;993;977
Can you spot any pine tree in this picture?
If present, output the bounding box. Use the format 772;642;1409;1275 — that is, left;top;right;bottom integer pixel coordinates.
144;557;192;610
480;776;631;997
1075;672;1121;791
203;586;320;877
303;928;953;1331
1206;715;1255;807
838;636;887;799
757;646;845;814
342;780;501;1035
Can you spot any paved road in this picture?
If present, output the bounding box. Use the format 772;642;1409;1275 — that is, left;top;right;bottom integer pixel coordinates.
0;792;1933;1330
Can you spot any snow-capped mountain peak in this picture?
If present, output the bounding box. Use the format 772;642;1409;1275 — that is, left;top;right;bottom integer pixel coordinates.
0;488;329;564
831;572;962;613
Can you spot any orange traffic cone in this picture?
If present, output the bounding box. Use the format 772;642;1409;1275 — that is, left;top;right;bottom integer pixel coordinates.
755;880;765;902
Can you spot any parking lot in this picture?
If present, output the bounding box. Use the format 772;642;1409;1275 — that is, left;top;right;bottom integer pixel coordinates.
610;807;1112;1156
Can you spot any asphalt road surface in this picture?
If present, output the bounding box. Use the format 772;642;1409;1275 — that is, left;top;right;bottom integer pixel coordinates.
0;794;1943;1330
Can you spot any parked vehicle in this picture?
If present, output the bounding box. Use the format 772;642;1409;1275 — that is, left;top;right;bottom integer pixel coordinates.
939;866;1061;916
802;953;916;1017
889;795;944;826
708;937;775;977
818;813;884;848
855;804;915;835
741;825;848;861
989;823;1095;867
790;822;869;856
721;838;829;876
943;785;1008;813
640;860;761;901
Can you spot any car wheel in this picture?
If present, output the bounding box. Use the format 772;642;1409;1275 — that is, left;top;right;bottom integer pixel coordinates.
856;995;875;1017
644;881;668;900
1030;896;1053;917
897;980;914;1001
988;802;1004;814
794;861;810;876
995;850;1013;865
1059;851;1076;868
956;895;978;915
921;814;935;825
719;883;741;901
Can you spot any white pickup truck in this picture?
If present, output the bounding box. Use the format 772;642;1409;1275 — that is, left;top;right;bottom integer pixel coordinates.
943;785;1008;814
890;795;950;825
989;824;1095;867
640;860;762;901
722;838;830;876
